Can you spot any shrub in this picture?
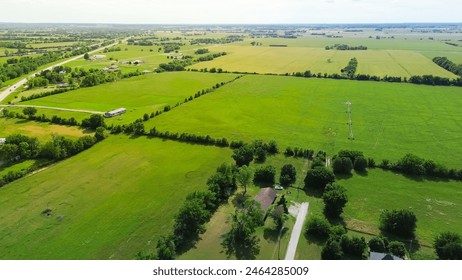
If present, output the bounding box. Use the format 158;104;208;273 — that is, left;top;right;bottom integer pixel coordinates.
254;165;276;184
380;209;417;238
353;156;368;172
434;232;462;260
305;215;331;240
304;167;335;190
332;156;353;174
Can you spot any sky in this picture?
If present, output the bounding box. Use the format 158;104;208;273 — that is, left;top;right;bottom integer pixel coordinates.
0;0;461;24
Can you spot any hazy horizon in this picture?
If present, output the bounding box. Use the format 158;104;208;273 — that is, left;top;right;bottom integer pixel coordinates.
1;0;461;25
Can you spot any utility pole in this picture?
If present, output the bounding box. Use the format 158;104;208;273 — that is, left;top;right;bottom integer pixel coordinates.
346;101;354;140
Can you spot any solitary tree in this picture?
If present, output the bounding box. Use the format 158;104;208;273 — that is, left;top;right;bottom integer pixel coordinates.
380;209;417;238
280;164;296;186
232;144;254;167
236;165;253;194
22;107;37;119
83;53;90;60
304;167;335;190
322;184;348;218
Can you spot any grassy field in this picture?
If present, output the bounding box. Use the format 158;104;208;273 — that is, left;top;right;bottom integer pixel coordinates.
338;169;462;259
21;72;238;124
190;45;457;78
0;117;91;140
145;75;462;168
0;136;232;259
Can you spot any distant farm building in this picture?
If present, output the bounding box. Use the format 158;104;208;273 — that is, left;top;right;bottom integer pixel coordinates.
104;108;126;118
254;187;277;218
0;138;6;145
91;54;106;61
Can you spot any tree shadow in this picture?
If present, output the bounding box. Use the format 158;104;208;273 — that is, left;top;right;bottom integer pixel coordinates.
221;236;260;260
355;170;368;177
334;173;353;180
232;193;250;209
303;232;327;246
263;226;289;243
303;187;323;198
326;215;346;228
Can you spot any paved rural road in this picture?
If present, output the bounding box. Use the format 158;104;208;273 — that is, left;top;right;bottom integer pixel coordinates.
0;40;122;103
0;104;104;115
285;202;309;260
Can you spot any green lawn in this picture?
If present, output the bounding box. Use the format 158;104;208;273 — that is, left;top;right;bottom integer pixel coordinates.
339;169;462;250
0;136;232;259
146;75;462;168
21;72;238;124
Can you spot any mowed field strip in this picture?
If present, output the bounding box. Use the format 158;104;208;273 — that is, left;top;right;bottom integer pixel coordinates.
146;74;462;168
190;45;457;78
0;136;232;259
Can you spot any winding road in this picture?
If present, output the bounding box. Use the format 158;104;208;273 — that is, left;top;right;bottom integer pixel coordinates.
0;40;122;104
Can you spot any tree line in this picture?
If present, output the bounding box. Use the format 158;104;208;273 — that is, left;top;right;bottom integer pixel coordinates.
0;132;103;188
432;57;462;77
325;44;368;51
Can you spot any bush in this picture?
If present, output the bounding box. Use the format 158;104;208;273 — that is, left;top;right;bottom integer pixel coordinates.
321;240;343;260
395;153;425;176
388;241;406;259
304;167;335;190
368;236;386;253
353;156;368;172
380;209;417;238
253;165;276;184
340;235;367;258
434;232;462;260
332;156;353;174
305;215;331;240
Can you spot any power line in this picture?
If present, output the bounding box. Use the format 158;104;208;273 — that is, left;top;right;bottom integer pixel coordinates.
346;101;354;140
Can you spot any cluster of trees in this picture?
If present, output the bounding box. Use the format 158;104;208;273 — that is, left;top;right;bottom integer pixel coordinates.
408;74;462;86
433;57;462;77
161;42;183;53
0;133;101;188
332;150;368;174
103;46;122;53
379;153;462;180
194;48;209;54
151;163;238;259
157;59;192;72
195;52;227;62
148;127;230;148
341;58;358;79
284;146;317;159
253;165;276;184
325;44;368;50
20;88;71;101
189;36;244;45
0;52;62;83
232;140;278;167
368;236;407;258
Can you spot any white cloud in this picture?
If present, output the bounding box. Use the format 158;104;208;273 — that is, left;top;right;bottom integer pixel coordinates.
0;0;460;24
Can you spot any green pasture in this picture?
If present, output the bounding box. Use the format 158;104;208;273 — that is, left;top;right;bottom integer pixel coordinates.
339;169;462;257
146;75;462;168
0;136;232;259
190;45;456;78
21;72;237;124
0;117;90;140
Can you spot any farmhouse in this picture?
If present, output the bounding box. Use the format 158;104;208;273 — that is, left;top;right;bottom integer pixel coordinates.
0;138;6;145
104;108;126;118
254;187;277;218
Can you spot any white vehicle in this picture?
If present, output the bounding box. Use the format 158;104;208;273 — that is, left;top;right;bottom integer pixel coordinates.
275;185;284;190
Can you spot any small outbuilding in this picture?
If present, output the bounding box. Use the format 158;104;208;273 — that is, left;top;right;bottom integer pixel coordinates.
254;187;277;218
104;108;126;118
